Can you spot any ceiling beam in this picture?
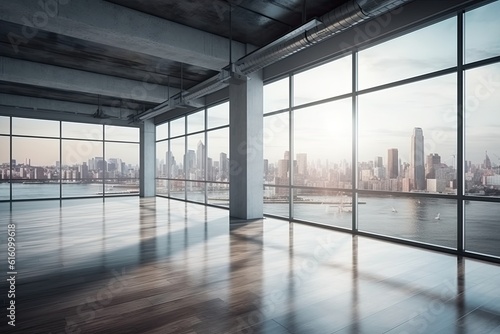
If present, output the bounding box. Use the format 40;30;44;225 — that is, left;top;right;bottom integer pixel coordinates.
0;0;245;71
0;57;175;104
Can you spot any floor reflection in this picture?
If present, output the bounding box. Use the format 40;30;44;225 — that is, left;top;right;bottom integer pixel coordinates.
0;197;499;333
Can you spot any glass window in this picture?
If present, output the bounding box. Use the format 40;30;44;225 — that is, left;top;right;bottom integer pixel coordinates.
156;122;169;141
293;98;352;188
465;0;500;64
12;118;59;137
156;140;169;178
263;186;289;218
263;112;289;186
358;17;456;90
207;102;229;129
0;136;10;200
358;74;457;194
156;179;168;196
207;128;229;182
12;137;59;199
104;142;140;179
358;195;457;248
170;117;185;138
465;63;500;198
187;110;205;134
105;125;139;142
169;180;185;200
62;122;103;140
465;201;500;257
264;77;289;113
0;116;9;134
169;137;185;179
186;181;205;203
207;182;229;207
62;139;103;184
293;190;352;229
293;55;351;106
186;133;205;180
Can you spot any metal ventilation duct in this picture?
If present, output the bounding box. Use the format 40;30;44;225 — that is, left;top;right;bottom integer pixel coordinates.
235;0;413;74
137;0;413;121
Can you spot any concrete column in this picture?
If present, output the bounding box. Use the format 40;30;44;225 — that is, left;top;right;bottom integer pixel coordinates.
229;71;264;220
140;119;155;197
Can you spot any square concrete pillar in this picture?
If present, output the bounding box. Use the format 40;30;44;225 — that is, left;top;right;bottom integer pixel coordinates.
229;71;264;220
140;119;155;197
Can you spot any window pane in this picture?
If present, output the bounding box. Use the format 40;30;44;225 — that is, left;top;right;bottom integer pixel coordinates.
264;77;289;113
358;75;457;194
156;140;168;178
170;117;185;137
105;142;140;179
186;181;204;203
294;99;352;188
62;122;103;140
465;63;500;198
294;55;351;106
293;190;352;229
207;128;229;182
358;17;456;90
169;137;185;179
465;0;500;64
187;110;205;133
0;116;9;134
156;122;168;141
12;137;59;199
207;102;229;129
169;180;185;200
264;112;289;186
61;139;103;197
207;182;229;207
358;195;457;248
0;136;10;200
156;179;168;196
12;118;59;137
186;133;205;180
263;186;289;218
465;201;500;257
105;125;139;142
62;182;104;198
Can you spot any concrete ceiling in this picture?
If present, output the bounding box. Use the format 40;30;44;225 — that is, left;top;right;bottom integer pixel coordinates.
0;0;348;123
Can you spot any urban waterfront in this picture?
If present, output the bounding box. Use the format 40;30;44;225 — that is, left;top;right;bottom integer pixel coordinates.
2;184;498;257
0;182;139;200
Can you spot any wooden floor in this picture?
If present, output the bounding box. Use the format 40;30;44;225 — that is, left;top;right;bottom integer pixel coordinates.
1;197;500;334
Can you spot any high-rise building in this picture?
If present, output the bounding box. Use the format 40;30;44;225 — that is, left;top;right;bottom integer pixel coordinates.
484;151;492;169
426;153;441;179
410;127;425;190
374;156;383;168
296;153;307;176
197;140;205;174
387;148;399;179
220;152;228;181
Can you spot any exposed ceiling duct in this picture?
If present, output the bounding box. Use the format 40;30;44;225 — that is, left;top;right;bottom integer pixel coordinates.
136;0;413;121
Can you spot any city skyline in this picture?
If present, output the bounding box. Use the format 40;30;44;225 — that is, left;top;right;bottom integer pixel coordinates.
264;126;500;194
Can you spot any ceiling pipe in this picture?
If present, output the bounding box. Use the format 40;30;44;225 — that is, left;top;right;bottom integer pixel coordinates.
135;0;413;121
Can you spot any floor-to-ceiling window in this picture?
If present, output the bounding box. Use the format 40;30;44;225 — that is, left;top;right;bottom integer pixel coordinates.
0;116;140;200
263;0;500;261
156;101;229;207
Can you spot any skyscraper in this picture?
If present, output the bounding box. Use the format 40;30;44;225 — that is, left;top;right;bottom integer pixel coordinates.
387;148;399;179
296;153;307;176
410;127;425;190
426;153;441;179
